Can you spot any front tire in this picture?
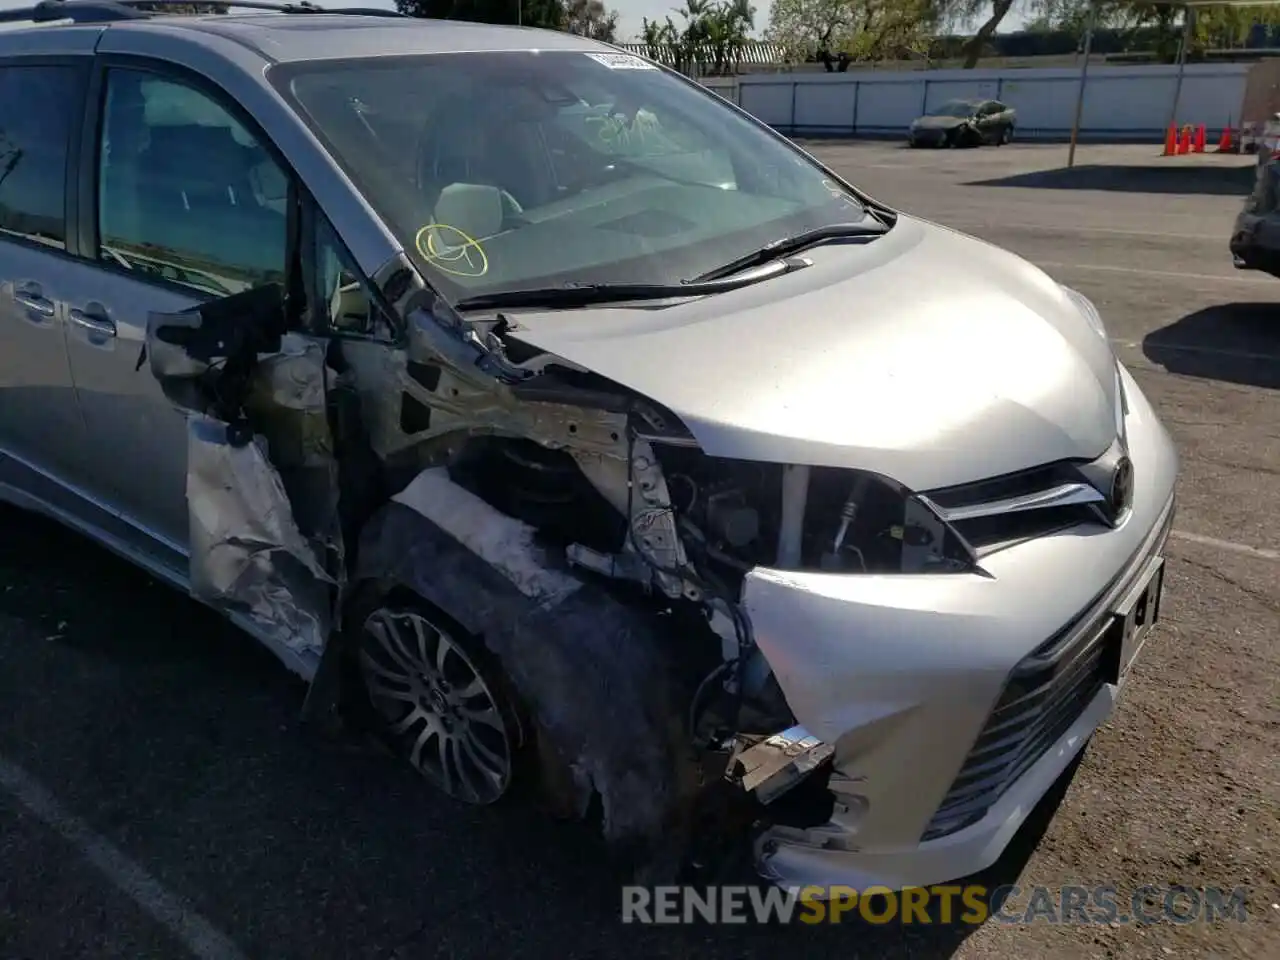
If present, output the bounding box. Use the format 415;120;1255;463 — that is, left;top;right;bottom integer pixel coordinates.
999;125;1013;146
350;595;524;805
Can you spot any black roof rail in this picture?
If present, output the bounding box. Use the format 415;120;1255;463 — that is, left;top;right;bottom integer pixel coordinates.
125;1;409;14
0;0;408;24
0;2;148;23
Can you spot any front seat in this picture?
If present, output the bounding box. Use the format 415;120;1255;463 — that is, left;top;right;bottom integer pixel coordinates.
431;183;504;243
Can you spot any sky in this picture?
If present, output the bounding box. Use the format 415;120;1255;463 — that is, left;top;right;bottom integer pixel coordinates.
0;0;1029;45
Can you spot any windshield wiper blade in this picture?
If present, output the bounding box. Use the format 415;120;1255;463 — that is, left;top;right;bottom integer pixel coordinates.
454;257;798;312
691;221;887;284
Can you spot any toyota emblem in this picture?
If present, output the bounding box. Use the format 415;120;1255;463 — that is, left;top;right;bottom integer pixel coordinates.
1110;456;1135;519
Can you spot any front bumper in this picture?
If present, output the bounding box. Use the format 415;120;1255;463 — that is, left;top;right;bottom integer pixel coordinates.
909;128;949;147
743;364;1179;892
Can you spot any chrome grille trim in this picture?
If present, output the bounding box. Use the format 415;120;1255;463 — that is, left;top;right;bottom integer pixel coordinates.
920;481;1103;523
920;438;1133;554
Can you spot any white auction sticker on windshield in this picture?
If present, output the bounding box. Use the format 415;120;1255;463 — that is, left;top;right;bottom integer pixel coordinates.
584;52;656;70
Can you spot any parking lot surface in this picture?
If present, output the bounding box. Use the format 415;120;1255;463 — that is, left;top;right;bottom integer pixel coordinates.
1;142;1277;959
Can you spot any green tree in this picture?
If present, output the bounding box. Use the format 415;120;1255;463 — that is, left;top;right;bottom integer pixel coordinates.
562;0;619;40
766;0;937;65
1030;1;1280;62
642;1;755;75
931;0;1033;67
394;0;565;29
641;15;680;47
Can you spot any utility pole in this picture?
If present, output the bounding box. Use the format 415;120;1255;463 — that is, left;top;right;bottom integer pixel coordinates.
1166;6;1194;138
1067;0;1098;169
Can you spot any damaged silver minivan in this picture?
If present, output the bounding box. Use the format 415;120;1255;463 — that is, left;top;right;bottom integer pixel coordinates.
0;4;1178;893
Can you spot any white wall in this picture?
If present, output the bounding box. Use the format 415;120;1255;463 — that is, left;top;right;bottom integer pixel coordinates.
702;63;1250;140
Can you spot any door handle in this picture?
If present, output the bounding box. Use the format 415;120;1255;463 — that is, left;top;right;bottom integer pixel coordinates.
69;303;116;338
13;288;55;320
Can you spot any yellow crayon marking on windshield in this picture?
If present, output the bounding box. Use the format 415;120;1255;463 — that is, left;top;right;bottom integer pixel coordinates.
415;223;489;278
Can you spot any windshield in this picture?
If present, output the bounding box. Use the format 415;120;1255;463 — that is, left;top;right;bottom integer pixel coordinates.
274;51;879;300
931;100;977;118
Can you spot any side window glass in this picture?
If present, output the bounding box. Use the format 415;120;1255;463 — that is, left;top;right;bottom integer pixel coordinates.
97;69;288;297
315;212;392;339
0;65;80;249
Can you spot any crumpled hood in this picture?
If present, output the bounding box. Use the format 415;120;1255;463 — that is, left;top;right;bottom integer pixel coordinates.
913;116;968;131
506;215;1120;492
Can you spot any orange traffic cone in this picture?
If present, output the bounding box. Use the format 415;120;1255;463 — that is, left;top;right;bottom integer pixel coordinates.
1193;124;1206;153
1163;125;1177;155
1178;125;1192;154
1216;125;1234;153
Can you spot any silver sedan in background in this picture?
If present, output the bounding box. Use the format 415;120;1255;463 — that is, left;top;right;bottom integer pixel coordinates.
909;97;1017;148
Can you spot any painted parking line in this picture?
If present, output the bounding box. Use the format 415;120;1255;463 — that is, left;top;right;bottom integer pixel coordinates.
1038;260;1279;284
0;755;249;960
1171;530;1280;561
945;220;1218;242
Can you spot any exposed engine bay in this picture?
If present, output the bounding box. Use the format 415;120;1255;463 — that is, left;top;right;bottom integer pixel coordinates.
140;262;974;881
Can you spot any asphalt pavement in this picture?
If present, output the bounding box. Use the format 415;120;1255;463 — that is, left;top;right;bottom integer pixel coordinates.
1;142;1277;959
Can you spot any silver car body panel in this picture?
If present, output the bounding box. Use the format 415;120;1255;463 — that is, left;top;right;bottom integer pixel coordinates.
57;262;201;546
0;13;1181;892
746;365;1177;890
508;215;1120;491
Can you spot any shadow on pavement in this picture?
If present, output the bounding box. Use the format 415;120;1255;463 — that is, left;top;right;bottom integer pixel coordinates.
1143;302;1280;389
0;504;1077;958
967;163;1254;196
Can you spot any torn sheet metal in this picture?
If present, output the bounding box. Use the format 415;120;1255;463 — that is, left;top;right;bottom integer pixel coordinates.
356;485;704;868
336;303;631;467
146;291;342;659
187;412;335;658
243;337;345;587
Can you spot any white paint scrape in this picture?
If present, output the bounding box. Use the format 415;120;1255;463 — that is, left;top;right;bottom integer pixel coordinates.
392;467;582;606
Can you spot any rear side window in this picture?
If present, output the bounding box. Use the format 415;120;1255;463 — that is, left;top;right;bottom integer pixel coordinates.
97;69;290;297
0;65;80;250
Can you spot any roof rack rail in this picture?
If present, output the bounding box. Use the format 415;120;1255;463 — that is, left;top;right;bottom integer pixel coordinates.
126;1;409;15
0;1;145;23
0;0;407;25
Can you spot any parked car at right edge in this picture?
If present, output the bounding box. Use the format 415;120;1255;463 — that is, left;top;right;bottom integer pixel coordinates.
1230;117;1280;277
908;98;1016;148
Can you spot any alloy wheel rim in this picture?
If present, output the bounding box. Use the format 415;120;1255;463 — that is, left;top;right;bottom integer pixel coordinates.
359;608;513;804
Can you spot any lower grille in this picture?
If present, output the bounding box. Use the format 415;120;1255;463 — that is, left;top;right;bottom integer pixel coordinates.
922;497;1175;843
921;618;1112;841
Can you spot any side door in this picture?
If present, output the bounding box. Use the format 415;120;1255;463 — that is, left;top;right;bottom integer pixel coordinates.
59;60;293;550
974;102;998;142
0;60;93;490
990;100;1012;135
